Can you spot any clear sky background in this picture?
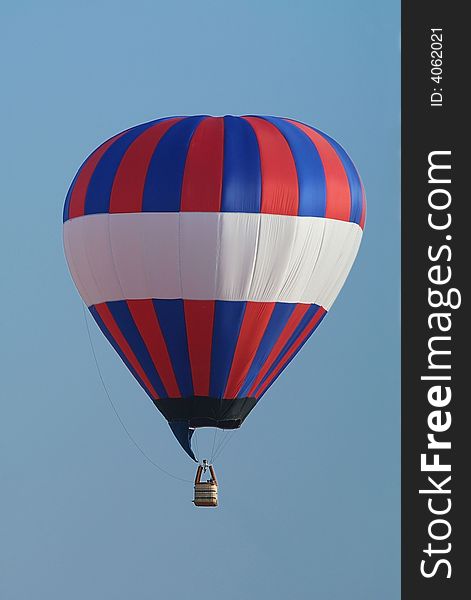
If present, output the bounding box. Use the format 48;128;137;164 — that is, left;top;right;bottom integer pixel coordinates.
1;1;400;598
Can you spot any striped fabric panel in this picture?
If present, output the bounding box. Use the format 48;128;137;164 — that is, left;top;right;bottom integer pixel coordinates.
183;300;215;397
261;117;327;217
127;299;181;397
242;117;299;215
252;305;324;397
180;117;224;212
221;116;261;212
104;300;169;399
64;115;365;227
91;303;160;400
286;120;351;223
209;301;247;398
311;126;363;225
65;131;127;221
109;118;181;214
237;303;297;398
151;299;194;398
224;302;276;399
88;299;326;401
89;305;158;400
84;122;163;217
141;116;205;212
256;307;327;398
246;304;312;397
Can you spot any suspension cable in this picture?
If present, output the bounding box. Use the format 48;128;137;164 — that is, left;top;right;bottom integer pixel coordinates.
212;429;237;462
212;429;228;460
209;427;218;463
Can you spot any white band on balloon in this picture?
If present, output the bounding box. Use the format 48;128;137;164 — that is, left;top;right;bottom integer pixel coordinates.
63;212;362;310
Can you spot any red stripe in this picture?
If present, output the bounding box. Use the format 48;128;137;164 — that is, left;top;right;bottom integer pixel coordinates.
287;121;351;222
256;307;326;398
95;303;160;399
180;117;224;212
184;300;215;396
127;299;181;397
359;181;367;229
68;133;126;219
243;116;299;215
224;302;275;398
109;118;181;214
247;304;311;397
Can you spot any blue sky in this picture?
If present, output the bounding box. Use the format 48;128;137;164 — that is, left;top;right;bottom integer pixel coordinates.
1;1;400;598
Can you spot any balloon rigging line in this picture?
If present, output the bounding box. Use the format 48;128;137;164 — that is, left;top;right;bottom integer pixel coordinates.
209;427;218;463
214;429;235;461
82;304;192;484
214;434;231;461
212;430;228;460
213;430;236;462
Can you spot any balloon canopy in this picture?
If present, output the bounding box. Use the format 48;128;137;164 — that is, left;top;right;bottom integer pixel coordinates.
63;115;366;461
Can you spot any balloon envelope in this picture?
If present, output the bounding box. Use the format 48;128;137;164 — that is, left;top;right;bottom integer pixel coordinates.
63;115;366;460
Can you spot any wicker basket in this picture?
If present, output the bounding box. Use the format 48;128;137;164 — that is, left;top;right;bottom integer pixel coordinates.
193;464;218;507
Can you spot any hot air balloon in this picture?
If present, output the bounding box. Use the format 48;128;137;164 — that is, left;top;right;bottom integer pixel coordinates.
63;115;365;500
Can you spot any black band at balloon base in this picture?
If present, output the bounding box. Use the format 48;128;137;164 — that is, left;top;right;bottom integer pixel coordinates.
152;396;258;429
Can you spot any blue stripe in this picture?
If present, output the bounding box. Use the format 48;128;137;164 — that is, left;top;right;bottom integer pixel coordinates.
263;117;327;217
257;309;327;399
89;305;153;399
238;302;296;398
83;120;161;216
105;300;168;398
209;300;247;398
221;116;261;213
253;304;321;395
312;127;363;225
152;299;194;397
142;116;205;212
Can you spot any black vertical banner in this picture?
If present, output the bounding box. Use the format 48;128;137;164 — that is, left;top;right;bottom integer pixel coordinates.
402;3;466;599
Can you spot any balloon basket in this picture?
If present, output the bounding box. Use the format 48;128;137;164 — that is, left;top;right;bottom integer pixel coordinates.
193;461;218;508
